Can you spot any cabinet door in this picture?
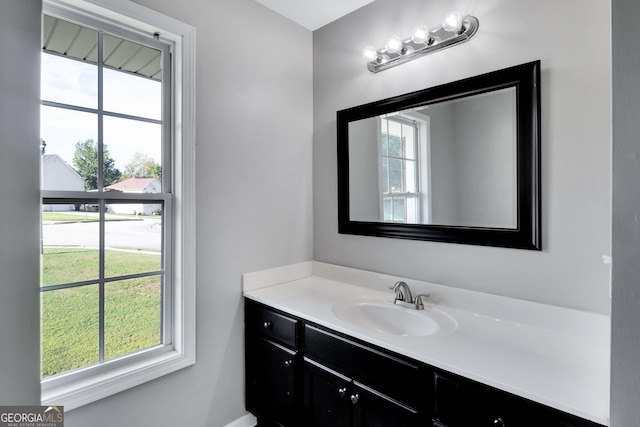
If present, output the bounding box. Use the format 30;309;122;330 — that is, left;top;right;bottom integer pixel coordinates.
303;357;353;427
246;336;298;426
352;381;420;427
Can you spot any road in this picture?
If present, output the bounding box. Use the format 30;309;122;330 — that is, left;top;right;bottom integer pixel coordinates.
42;218;162;251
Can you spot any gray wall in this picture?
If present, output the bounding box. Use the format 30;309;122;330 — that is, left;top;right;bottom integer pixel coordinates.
313;0;611;314
348;117;380;221
611;0;640;424
427;102;458;224
0;0;42;407
453;90;516;228
0;0;311;426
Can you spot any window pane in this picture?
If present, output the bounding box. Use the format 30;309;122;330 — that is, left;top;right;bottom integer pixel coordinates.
380;119;389;156
387;121;403;157
41;285;99;377
41;205;100;286
103;34;163;81
381;157;389;194
388;158;403;193
103;116;162;187
105;276;162;360
41;53;98;109
41;106;98;191
403;123;416;159
104;203;162;278
104;68;162;120
393;198;406;222
383;198;392;221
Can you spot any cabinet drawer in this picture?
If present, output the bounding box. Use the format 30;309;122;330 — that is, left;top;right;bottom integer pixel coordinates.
304;324;422;409
434;371;506;426
434;371;603;427
246;301;298;348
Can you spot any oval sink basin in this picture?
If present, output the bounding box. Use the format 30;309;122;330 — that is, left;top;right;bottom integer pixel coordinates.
332;299;457;337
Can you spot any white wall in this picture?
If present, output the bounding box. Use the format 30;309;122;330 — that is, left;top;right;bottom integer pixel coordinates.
611;0;640;424
61;0;314;426
0;0;42;406
313;0;611;314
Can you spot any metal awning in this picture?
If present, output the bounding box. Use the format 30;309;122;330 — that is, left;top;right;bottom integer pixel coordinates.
42;14;162;81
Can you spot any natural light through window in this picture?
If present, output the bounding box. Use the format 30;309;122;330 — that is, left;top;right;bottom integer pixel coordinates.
40;14;169;379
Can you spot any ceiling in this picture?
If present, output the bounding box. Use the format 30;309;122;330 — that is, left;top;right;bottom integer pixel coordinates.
252;0;376;31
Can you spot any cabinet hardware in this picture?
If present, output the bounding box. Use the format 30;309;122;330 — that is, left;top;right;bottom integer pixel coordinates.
263;321;272;329
493;417;505;426
350;393;359;404
284;359;293;367
338;387;347;397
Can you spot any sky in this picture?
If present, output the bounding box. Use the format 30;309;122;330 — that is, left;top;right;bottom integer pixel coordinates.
40;52;162;170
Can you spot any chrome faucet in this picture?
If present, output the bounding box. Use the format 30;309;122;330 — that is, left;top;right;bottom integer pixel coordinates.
390;281;430;310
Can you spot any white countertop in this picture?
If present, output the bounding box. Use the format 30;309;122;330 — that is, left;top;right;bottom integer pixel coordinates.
243;261;610;426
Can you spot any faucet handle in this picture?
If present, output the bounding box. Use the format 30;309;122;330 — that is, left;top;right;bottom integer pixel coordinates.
413;293;431;310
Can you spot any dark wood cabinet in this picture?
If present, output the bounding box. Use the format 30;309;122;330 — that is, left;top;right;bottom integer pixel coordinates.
432;371;605;427
245;299;604;427
303;357;352;427
246;336;298;426
351;381;419;427
302;357;420;427
245;301;300;426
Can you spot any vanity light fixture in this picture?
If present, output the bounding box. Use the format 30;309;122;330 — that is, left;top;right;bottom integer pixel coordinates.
363;12;479;73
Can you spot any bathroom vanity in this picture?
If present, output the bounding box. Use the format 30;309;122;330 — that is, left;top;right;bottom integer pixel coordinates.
243;262;609;427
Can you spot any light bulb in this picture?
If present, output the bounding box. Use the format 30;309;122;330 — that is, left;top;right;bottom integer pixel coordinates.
443;11;463;33
362;45;378;62
411;25;430;44
385;36;403;54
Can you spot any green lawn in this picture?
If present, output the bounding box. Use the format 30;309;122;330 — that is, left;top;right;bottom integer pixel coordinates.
42;248;161;286
41;248;162;378
42;212;98;222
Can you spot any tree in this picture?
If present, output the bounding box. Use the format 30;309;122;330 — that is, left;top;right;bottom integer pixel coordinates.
122;152;161;179
72;139;122;190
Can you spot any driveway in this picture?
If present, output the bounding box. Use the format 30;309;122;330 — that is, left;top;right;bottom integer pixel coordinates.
42;217;162;251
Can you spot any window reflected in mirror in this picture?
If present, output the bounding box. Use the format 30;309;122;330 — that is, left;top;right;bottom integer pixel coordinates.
348;88;517;229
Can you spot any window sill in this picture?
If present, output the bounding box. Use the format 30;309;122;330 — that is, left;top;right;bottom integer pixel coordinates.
41;350;195;411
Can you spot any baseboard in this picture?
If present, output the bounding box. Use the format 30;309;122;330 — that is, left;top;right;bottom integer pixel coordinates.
224;412;257;427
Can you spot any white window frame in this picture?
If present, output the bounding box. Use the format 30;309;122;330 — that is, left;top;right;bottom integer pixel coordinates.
377;113;432;224
378;114;421;223
405;111;432;224
40;0;196;411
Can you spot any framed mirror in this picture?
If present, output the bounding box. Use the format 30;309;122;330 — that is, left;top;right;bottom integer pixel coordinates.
337;61;540;250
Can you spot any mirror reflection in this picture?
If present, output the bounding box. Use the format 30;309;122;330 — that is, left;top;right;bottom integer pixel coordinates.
348;87;517;228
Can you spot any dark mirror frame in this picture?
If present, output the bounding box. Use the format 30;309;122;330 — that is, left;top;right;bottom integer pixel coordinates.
337;60;541;250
